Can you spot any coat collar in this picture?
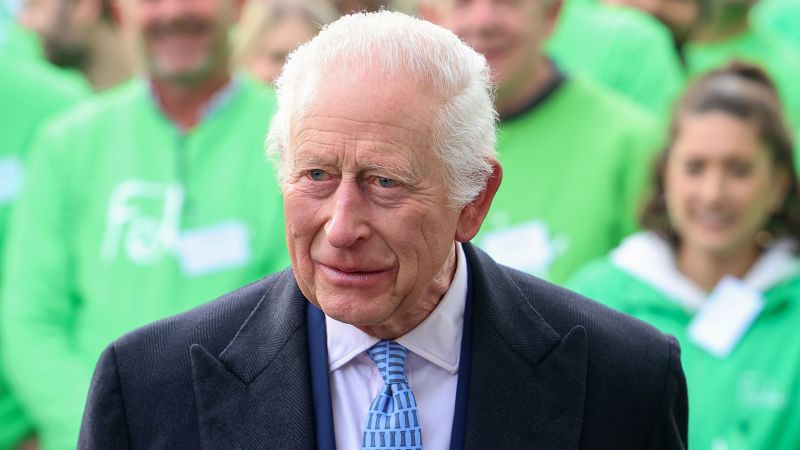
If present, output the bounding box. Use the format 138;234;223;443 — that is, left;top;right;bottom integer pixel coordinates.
190;245;587;449
462;243;588;449
190;270;316;449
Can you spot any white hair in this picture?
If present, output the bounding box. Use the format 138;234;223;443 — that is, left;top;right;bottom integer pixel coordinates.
265;10;497;206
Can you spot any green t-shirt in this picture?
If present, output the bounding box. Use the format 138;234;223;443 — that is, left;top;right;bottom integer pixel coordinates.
753;0;800;52
0;17;41;58
475;75;660;284
686;28;800;130
567;233;800;450
548;1;685;118
0;54;85;450
1;76;289;450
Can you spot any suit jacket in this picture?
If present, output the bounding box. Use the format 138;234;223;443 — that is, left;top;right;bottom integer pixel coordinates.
79;243;687;449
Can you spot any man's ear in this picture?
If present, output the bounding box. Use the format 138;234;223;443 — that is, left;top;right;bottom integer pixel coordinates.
455;160;503;242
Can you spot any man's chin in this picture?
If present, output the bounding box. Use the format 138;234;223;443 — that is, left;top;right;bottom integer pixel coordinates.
317;297;396;328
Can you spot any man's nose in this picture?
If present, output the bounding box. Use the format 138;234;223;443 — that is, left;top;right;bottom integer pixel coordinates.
324;180;371;248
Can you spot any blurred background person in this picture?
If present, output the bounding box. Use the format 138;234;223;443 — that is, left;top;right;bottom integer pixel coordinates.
332;0;414;14
568;63;800;450
1;3;87;449
683;0;800;130
234;0;336;85
19;0;131;90
548;0;686;117
0;54;84;450
1;0;289;447
602;0;699;58
1;0;91;95
1;0;38;55
752;0;800;52
422;0;662;284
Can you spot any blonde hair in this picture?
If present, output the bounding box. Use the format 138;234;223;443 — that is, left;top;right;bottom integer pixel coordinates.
233;0;338;67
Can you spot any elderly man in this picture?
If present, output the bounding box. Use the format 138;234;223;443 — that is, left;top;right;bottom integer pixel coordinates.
79;12;687;449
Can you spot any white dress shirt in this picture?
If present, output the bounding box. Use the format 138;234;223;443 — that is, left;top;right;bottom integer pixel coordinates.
326;243;467;450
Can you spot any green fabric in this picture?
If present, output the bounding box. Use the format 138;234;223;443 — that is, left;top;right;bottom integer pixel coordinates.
0;54;85;450
0;22;41;58
753;0;800;52
0;20;91;92
1;76;289;450
686;28;800;129
475;77;660;284
548;1;685;118
567;258;800;450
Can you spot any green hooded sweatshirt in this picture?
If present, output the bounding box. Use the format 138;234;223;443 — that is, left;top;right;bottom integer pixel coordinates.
568;232;800;450
1;76;289;450
0;53;86;450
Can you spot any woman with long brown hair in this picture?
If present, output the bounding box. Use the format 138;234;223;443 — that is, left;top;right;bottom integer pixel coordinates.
568;62;800;450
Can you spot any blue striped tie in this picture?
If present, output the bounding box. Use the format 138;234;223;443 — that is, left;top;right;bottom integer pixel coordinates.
362;340;422;450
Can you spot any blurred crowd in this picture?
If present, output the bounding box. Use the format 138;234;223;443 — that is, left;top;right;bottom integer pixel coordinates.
1;0;799;449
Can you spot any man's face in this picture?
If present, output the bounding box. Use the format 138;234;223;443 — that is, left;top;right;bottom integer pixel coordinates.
283;71;467;334
120;0;238;84
22;0;94;68
428;0;553;99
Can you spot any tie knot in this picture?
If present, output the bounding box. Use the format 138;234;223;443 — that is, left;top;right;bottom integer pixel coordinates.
367;340;409;385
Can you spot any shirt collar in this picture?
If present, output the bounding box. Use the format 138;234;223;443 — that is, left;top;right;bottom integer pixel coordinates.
145;74;242;129
325;242;467;375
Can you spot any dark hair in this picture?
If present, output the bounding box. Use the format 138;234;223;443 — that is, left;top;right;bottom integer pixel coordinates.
640;61;800;248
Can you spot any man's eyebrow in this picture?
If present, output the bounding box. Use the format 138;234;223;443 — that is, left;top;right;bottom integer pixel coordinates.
291;153;337;168
361;162;420;185
291;153;421;185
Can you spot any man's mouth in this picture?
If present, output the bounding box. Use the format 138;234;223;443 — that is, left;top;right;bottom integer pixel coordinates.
315;262;394;286
147;20;211;41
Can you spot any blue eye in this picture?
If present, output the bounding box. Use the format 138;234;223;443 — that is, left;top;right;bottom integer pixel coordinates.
307;169;327;181
376;177;395;188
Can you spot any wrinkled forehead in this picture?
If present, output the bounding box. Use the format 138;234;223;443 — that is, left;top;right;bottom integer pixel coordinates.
289;67;443;140
287;71;445;172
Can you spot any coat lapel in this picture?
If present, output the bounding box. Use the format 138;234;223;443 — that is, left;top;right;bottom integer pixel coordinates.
463;244;588;449
188;247;586;449
190;272;316;449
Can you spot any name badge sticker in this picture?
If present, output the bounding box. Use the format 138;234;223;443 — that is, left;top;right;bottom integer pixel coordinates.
0;156;24;204
174;221;251;277
688;276;765;358
479;221;566;276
